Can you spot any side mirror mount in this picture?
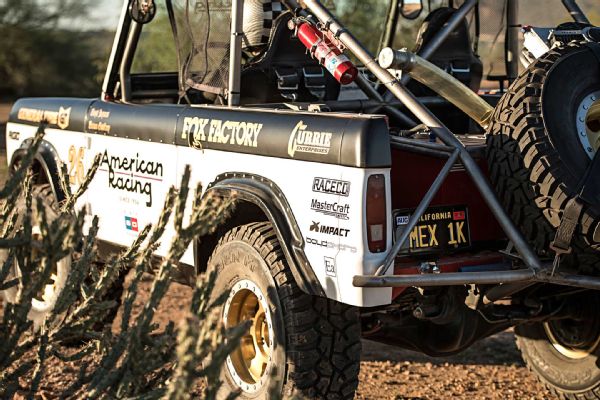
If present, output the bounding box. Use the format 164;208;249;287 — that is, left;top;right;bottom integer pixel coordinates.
129;0;156;24
400;0;423;20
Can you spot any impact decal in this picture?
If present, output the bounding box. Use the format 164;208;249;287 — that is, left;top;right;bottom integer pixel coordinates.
288;121;333;157
313;177;350;196
311;199;350;220
182;117;262;149
306;237;357;253
98;150;164;207
310;221;350;237
124;216;139;232
88;107;112;133
17;106;71;130
324;257;336;277
67;145;85;186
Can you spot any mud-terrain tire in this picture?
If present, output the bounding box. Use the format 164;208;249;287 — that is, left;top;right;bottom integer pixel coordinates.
486;43;600;273
515;292;600;399
0;184;71;328
208;222;361;399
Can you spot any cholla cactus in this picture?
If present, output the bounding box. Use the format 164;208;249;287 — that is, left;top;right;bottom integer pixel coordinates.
0;124;240;399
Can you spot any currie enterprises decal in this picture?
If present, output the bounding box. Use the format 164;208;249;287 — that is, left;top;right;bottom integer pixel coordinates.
311;199;350;220
182;117;262;149
98;150;164;207
306;237;357;253
17;106;71;130
312;177;350;197
288;121;333;157
310;221;350;237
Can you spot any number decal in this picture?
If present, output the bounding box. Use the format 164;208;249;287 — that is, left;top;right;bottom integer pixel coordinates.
67;145;85;185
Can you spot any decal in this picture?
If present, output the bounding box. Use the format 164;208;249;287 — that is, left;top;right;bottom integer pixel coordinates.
124;216;139;232
98;150;164;207
8;131;20;140
324;257;336;277
17;106;71;130
288;121;333;157
310;199;350;220
396;215;409;226
182;117;262;149
310;221;350;237
67;145;86;186
306;237;357;253
88;107;112;133
312;177;350;196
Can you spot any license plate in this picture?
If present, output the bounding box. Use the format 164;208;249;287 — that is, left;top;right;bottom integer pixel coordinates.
393;205;471;254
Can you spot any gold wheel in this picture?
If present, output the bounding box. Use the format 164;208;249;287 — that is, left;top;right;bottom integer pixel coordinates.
30;226;60;307
543;318;600;360
223;279;273;394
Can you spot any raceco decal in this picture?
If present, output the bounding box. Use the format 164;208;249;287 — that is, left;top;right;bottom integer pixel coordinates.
288;121;333;157
313;177;350;196
306;237;357;253
182;117;262;149
310;221;350;237
311;199;350;220
99;151;164;207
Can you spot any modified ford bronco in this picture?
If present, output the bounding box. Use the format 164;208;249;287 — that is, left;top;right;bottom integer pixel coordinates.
3;0;600;398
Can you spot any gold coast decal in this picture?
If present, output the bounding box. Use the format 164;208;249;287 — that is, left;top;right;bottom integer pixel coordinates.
288;121;333;158
17;106;71;130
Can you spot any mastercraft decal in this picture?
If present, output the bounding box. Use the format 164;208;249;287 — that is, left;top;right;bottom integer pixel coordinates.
98;150;164;207
312;177;350;196
310;221;350;237
182;117;262;149
288;121;333;157
17;106;71;130
310;199;350;220
124;216;139;232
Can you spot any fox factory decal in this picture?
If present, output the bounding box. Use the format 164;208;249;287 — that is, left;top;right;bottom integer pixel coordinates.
310;221;350;237
288;121;333;157
99;151;163;207
311;199;350;220
182;117;262;149
313;177;350;196
17;106;71;130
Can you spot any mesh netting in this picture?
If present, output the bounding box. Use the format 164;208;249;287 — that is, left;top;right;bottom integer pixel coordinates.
172;0;232;96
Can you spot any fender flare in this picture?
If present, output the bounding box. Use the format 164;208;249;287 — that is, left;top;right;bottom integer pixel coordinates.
10;138;65;202
200;173;326;298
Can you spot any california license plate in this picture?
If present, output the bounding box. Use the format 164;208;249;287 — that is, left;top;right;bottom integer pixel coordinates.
393;205;471;254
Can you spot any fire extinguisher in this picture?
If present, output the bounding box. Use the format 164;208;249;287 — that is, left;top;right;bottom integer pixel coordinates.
296;22;358;85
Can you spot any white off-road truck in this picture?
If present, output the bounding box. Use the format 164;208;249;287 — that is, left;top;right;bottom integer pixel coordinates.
4;0;600;398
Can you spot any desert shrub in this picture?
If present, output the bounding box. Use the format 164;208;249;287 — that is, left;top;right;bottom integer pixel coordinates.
0;125;244;399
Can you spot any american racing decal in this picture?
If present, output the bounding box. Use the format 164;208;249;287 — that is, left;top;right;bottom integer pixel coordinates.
98;151;164;207
312;177;350;197
182;117;262;149
324;257;336;277
288;121;333;157
17;106;71;130
125;216;139;232
310;221;350;237
306;237;357;253
310;199;350;220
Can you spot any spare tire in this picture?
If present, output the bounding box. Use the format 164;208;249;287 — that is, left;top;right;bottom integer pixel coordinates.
486;42;600;273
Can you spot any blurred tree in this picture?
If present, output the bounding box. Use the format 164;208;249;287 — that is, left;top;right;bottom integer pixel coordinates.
0;0;111;98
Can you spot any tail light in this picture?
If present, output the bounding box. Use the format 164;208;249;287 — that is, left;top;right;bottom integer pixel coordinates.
366;174;387;253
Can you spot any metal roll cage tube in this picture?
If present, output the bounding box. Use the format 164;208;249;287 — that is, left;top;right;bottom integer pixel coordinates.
273;0;600;295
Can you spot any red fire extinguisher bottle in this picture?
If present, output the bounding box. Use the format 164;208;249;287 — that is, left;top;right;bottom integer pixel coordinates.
296;22;358;85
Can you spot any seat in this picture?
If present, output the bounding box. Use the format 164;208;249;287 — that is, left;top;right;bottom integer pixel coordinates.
240;12;340;104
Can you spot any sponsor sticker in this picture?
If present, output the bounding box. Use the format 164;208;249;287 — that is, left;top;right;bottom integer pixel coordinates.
17;106;71;130
306;237;357;253
396;215;409;226
288;121;333;157
312;177;350;197
67;145;86;186
310;199;350;220
125;216;139;232
182;117;262;149
310;221;350;237
324;257;336;277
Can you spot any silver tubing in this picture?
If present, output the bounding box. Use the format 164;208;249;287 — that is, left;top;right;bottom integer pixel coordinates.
562;0;591;24
296;0;543;272
506;0;520;82
228;0;244;106
119;21;142;103
354;269;536;288
375;149;460;276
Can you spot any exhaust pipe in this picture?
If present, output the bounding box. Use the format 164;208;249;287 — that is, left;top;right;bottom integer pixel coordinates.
378;48;494;129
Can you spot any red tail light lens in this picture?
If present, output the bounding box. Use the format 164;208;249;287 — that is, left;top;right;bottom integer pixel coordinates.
366;174;387;253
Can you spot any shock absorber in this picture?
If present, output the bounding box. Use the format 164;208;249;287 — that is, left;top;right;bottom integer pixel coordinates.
295;21;358;85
